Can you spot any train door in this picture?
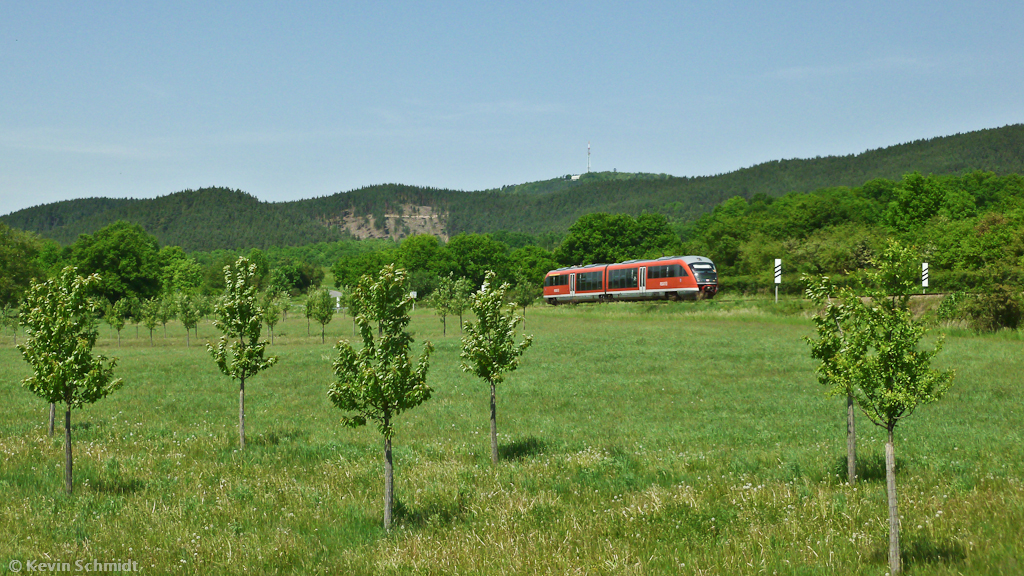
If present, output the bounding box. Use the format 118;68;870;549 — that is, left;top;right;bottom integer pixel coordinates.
639;267;647;294
569;273;576;297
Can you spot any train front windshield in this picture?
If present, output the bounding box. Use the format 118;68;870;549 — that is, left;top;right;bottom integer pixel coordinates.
690;263;717;282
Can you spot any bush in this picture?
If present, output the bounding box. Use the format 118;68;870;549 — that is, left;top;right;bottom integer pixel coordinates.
936;286;1022;332
962;285;1023;332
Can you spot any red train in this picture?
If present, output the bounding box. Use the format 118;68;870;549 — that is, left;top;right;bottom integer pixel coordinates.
543;256;718;304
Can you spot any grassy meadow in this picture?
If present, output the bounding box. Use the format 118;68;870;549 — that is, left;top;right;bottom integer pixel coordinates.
0;300;1022;574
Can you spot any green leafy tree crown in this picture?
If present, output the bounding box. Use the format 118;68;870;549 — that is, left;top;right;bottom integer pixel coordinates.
855;242;954;428
18;267;122;406
328;265;433;440
806;241;952;415
207;257;278;382
308;287;335;325
460;271;533;385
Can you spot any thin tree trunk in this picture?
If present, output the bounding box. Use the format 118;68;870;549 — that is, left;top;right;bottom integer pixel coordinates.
149;330;154;346
847;390;856;485
186;329;190;348
321;324;326;344
239;377;246;450
490;382;498;466
886;427;901;574
307;317;310;336
384;436;393;531
64;407;73;495
522;306;527;330
442;316;446;336
352;316;356;337
117;331;120;348
48;403;55;437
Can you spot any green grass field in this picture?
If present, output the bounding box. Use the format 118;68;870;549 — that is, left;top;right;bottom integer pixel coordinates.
1;302;1021;574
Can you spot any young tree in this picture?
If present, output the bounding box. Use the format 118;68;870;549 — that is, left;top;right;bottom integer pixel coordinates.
18;267;121;494
104;298;130;348
140;297;161;345
125;295;141;339
451;276;473;333
207;257;278;450
806;242;954;575
430;273;457;335
175;291;201;347
806;277;862;485
1;303;18;345
460;271;533;466
194;293;212;340
507;271;542;330
304;289;314;336
157;294;176;337
308;287;336;343
338;286;358;337
280;297;292;322
329;265;432;531
262;290;282;344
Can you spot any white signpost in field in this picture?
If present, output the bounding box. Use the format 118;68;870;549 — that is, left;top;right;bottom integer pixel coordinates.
774;259;782;303
922;262;929;294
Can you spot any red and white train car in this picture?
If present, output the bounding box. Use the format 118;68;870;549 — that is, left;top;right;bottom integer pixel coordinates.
543;256;718;305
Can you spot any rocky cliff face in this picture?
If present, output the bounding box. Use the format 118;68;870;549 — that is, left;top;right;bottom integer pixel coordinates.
316;203;447;241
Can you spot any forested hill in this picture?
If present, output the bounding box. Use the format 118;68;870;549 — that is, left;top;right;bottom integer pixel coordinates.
4;123;1023;251
2;188;346;251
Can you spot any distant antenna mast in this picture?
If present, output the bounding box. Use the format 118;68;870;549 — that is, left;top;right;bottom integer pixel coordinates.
587;141;591;173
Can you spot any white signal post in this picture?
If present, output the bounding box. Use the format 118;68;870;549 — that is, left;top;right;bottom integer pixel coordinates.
922;262;929;294
774;259;782;303
410;291;417;311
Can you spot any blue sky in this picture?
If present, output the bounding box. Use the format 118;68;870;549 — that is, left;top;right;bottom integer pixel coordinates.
2;1;1022;215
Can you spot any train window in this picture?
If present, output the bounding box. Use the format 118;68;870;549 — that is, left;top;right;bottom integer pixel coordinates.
648;265;685;279
577;271;602;291
608;268;638;289
545;274;569;287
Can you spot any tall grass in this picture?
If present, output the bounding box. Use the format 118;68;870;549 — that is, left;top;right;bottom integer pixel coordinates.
0;302;1021;574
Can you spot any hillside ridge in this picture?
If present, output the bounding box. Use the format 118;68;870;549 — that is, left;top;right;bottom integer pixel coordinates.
3;123;1022;251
